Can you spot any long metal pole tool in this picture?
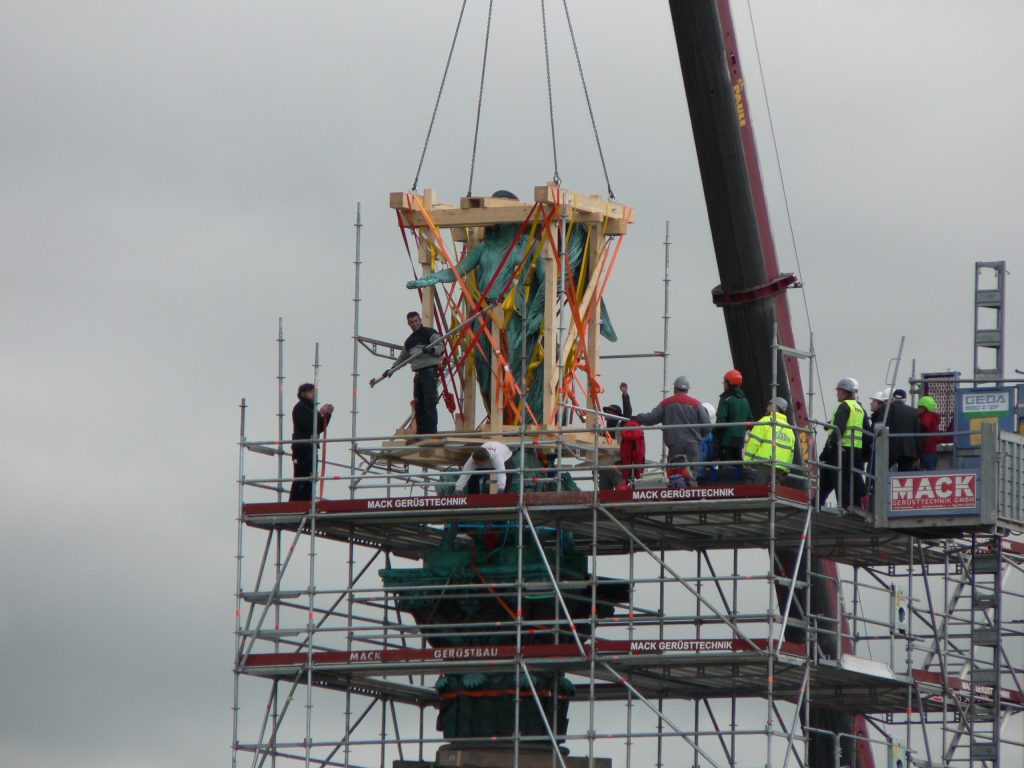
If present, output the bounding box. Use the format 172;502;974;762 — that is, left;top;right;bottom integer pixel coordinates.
368;300;498;388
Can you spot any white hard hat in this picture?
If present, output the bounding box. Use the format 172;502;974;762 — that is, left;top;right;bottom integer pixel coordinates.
836;377;859;393
702;402;716;423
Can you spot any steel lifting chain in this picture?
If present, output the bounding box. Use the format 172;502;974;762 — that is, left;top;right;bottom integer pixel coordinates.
467;0;495;197
541;0;560;186
412;0;469;192
414;1;613;200
561;0;614;199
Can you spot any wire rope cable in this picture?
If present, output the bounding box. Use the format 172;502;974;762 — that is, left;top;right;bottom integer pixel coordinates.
411;0;469;192
560;0;613;199
540;0;560;186
744;0;825;397
467;0;495;196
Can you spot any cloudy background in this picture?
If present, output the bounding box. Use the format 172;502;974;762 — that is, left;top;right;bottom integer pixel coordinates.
2;1;1022;766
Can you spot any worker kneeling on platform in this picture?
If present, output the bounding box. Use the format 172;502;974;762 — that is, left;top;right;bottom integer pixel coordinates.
454;441;514;494
743;396;795;484
632;375;709;489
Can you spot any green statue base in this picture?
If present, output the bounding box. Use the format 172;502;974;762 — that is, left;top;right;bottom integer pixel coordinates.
381;512;627;741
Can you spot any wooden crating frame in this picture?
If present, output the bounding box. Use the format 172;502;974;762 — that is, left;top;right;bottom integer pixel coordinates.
388;182;634;460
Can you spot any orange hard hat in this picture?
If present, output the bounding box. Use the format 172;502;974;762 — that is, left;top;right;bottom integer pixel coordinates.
724;369;743;386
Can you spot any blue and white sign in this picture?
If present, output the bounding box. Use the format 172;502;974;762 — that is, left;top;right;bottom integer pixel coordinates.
956;388;1015;449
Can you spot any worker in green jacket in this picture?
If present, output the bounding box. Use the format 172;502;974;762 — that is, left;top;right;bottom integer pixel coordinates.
714;369;753;482
743;396;795;483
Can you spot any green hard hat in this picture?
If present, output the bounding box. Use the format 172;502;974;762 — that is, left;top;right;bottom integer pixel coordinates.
918;396;937;413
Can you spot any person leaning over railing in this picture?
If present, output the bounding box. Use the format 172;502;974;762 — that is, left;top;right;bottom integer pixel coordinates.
632;375;710;489
743;396;795;483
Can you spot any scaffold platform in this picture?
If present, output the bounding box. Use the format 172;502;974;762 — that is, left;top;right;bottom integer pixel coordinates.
242;485;978;566
240;637;1023;716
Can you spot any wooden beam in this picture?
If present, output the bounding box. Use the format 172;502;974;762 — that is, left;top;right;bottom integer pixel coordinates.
389;191;457;212
533;183;635;224
586;227;603;413
545;224;612;415
460;195;529;210
390;188;632;230
395;205;626;230
417;189;437;327
541;237;559;426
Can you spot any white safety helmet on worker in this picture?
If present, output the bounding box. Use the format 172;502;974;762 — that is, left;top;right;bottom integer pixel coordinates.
836;377;858;394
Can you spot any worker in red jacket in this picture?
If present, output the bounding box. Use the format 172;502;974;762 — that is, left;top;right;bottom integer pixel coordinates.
917;396;941;470
604;382;646;485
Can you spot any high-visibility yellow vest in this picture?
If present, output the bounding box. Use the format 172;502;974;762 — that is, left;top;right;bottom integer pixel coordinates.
743;413;795;468
837;399;865;448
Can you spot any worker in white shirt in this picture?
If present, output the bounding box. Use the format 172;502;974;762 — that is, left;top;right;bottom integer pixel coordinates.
454;441;515;494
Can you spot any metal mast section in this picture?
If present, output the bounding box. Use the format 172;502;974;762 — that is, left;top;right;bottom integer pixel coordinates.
974;260;1007;384
350;203;362;499
667;2;870;767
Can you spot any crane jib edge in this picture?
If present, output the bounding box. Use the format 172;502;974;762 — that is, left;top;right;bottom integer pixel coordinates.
667;2;872;767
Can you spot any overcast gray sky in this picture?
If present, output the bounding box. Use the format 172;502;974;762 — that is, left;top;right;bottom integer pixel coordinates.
2;2;1023;766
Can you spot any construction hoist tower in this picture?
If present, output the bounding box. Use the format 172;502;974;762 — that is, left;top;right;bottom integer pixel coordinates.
974;261;1007;383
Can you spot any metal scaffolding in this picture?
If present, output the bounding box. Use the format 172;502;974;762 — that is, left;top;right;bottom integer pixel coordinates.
231;208;1023;768
232;406;1024;768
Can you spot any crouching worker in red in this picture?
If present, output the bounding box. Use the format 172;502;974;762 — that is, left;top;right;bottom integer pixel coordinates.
632;375;709;489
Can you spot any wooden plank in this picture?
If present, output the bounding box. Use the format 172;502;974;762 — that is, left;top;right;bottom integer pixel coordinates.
392;187;631;229
458;317;478;431
394;201;629;229
390;190;457;212
545;223;611;414
542;237;559;426
533;183;635;224
417;189;437;326
488;307;505;428
460;195;530;210
586;230;602;412
389;191;415;209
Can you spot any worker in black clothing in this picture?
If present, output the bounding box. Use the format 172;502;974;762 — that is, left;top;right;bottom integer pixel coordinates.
603;381;633;428
290;383;334;502
818;377;866;509
885;389;920;472
397;311;443;434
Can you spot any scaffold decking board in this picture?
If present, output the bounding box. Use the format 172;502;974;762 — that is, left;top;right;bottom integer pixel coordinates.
244;485;807;518
241;638;979;714
245;637;800;669
242;485;939;565
912;669;1024;707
